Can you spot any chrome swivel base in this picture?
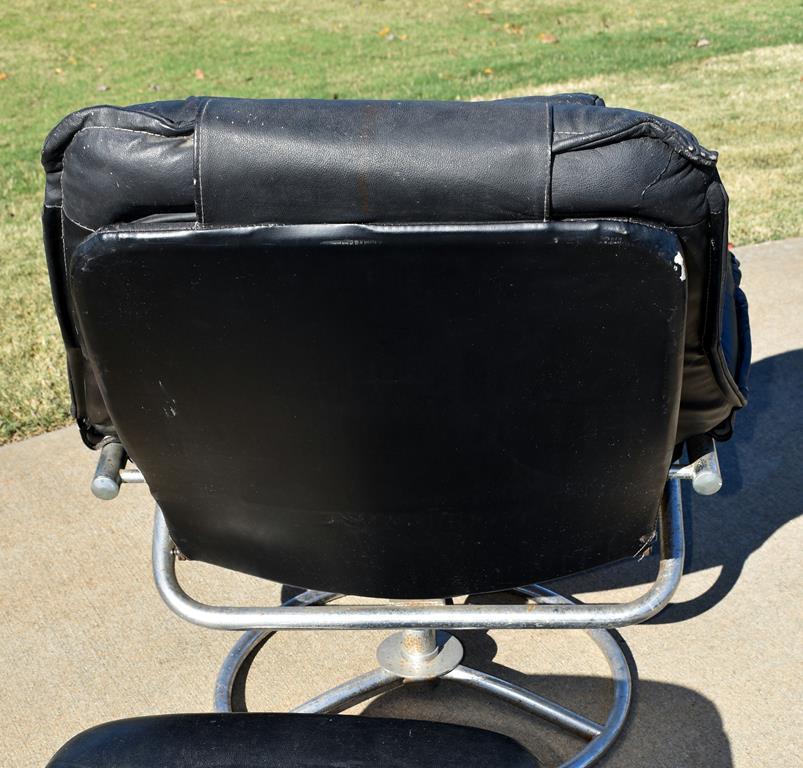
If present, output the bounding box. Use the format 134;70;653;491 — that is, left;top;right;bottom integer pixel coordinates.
214;585;632;768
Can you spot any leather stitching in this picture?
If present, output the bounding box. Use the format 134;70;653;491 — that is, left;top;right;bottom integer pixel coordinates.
62;209;95;233
70;125;178;139
543;103;552;221
552;118;717;166
58;169;70;285
196;99;211;224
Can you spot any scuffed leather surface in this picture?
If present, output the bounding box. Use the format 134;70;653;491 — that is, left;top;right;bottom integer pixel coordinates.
62;126;193;231
41;94;749;448
70;220;684;597
47;713;541;767
195;98;552;224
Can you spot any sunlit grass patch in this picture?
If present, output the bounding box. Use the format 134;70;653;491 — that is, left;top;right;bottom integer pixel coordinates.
0;1;800;442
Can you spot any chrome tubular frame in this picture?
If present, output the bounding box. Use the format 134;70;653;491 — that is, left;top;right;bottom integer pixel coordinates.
152;478;684;631
150;477;686;767
91;439;722;767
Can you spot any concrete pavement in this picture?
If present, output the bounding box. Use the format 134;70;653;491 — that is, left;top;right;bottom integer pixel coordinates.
1;238;801;767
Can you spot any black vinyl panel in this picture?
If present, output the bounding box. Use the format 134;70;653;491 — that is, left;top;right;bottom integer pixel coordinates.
71;220;685;598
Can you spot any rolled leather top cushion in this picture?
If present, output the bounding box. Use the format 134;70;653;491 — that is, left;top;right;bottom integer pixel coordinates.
43;93;717;231
41;94;749;447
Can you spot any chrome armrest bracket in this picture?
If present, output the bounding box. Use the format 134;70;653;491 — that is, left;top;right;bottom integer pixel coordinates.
89;442;145;500
668;434;723;496
98;435;722;500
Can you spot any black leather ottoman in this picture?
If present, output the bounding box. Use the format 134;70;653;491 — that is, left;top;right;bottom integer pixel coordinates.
46;713;540;767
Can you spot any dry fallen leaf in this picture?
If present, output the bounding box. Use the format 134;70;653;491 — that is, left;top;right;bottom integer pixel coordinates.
0;71;8;81
503;22;524;36
537;32;558;44
194;68;205;79
482;67;494;75
695;38;711;47
96;83;109;92
54;67;64;75
377;26;391;37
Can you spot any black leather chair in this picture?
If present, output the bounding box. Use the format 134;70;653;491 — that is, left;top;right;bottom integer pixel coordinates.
42;93;750;767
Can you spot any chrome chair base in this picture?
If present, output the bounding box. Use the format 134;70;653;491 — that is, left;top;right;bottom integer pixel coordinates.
214;584;632;768
158;477;694;767
89;418;712;765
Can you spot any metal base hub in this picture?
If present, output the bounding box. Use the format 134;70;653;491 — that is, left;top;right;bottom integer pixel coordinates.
377;629;464;680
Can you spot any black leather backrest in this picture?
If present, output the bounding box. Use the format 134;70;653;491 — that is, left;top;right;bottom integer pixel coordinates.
42;96;749;449
71;220;685;598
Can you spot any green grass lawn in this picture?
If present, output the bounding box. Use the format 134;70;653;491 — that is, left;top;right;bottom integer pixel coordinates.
1;0;802;443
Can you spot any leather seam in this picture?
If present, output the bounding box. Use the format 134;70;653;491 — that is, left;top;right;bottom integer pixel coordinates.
699;185;744;408
543;103;552;221
69;124;180;140
42;108;193;173
666;218;710;230
58;165;70;292
196;99;211;224
62;208;95;233
552;118;717;166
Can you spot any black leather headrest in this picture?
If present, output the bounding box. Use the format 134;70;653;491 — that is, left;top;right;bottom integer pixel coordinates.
42;92;718;232
195;98;553;225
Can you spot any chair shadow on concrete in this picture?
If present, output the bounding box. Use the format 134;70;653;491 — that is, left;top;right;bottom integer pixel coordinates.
547;348;802;624
272;351;797;766
284;351;801;626
360;625;732;767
